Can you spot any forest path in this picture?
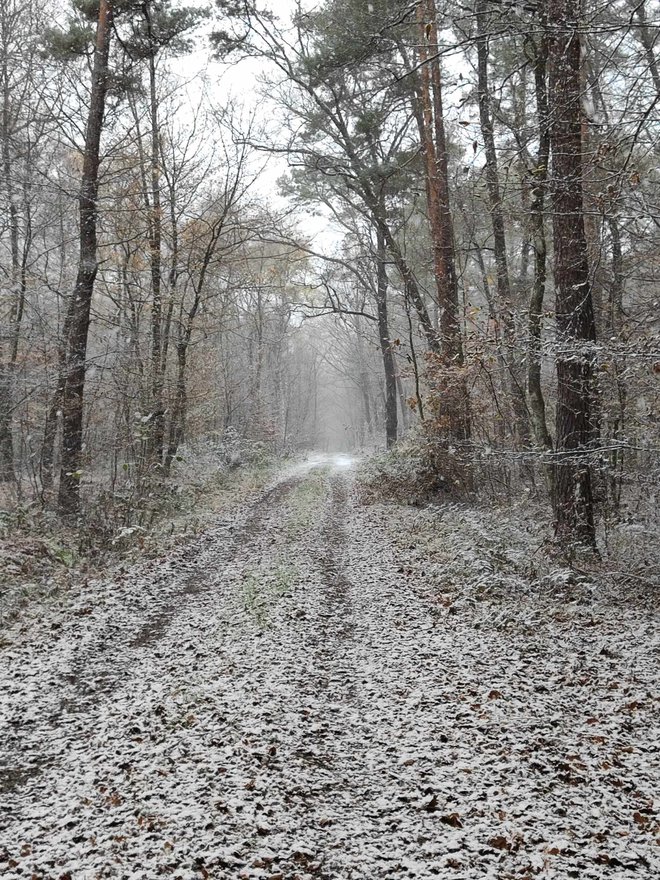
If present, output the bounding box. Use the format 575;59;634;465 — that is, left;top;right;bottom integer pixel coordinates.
1;457;658;879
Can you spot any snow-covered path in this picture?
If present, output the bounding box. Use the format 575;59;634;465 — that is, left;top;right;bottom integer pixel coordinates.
0;459;658;879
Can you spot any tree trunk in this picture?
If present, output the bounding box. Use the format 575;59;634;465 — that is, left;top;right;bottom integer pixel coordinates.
634;0;660;96
57;0;113;517
396;371;410;432
375;227;397;448
375;216;438;355
40;384;63;494
409;0;470;444
41;201;72;494
145;11;165;465
475;0;530;447
164;342;187;476
527;30;554;456
605;213;626;510
353;315;374;440
468;229;509;443
0;6;19;481
415;0;463;365
548;0;598;544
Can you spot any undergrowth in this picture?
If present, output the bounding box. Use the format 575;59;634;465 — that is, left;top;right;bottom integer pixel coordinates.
0;439;286;621
356;427;472;505
356;438;659;599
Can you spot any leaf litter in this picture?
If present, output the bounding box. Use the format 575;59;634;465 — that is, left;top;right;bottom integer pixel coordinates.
0;456;658;879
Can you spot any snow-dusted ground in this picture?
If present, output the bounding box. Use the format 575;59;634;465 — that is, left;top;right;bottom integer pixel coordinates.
0;459;658;879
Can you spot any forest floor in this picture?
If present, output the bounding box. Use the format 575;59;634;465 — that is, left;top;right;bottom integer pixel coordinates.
0;456;280;622
0;455;658;879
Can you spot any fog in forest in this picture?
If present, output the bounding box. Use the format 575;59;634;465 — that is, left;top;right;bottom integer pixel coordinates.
1;1;658;877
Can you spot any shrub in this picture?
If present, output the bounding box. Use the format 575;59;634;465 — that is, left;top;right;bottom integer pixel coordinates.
357;424;473;505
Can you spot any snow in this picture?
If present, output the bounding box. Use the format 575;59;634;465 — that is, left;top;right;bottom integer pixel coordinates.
0;460;658;878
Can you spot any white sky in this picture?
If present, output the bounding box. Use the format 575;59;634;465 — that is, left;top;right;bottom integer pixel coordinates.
175;0;475;247
177;0;303;205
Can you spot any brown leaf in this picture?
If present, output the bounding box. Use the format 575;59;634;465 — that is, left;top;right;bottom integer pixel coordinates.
440;812;463;828
423;794;439;812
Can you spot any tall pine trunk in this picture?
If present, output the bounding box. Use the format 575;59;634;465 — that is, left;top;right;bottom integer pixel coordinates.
57;0;113;516
415;0;462;364
412;0;470;443
548;0;598;544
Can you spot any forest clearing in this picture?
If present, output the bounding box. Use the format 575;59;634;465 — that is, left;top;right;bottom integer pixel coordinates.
0;0;659;876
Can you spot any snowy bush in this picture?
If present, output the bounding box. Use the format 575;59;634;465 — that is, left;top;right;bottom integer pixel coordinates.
357;425;472;504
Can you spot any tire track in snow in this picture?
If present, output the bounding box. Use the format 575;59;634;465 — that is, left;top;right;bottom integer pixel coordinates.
0;469;306;800
2;456;656;879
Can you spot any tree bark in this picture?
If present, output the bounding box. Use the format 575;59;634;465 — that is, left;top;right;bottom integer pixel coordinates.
145;6;165;465
604;213;626;510
353;314;374;441
414;0;463;365
375;226;397;448
548;0;598;544
527;30;553;456
0;2;21;481
164;341;187;476
406;0;470;444
57;0;113;516
475;0;530;447
40;188;72;494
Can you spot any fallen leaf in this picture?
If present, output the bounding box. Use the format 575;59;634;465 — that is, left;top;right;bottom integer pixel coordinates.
440;812;463;828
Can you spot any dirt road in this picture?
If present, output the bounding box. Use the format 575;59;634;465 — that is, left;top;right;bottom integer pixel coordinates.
1;457;658;878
